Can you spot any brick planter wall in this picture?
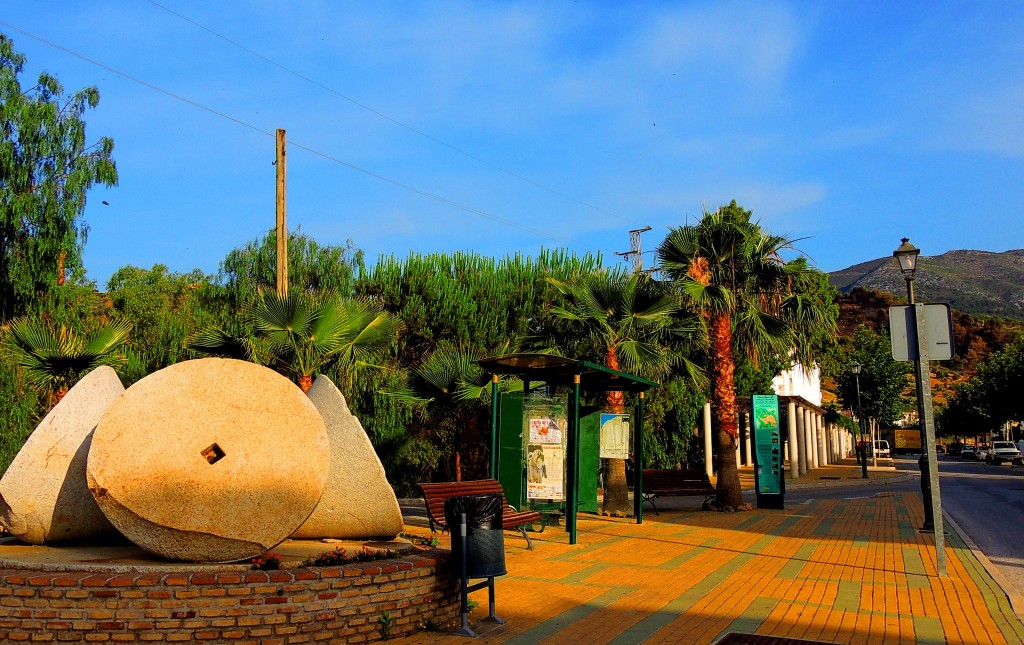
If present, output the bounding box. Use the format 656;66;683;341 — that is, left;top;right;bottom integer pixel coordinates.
0;550;458;643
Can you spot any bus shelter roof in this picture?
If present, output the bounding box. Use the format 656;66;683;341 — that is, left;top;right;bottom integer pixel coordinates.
477;353;658;393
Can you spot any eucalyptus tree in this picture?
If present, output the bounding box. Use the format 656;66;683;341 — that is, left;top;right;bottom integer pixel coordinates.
546;268;702;515
0;34;117;321
657;201;837;510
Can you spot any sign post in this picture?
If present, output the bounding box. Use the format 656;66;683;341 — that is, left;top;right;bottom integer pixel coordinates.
891;303;952;577
751;394;784;509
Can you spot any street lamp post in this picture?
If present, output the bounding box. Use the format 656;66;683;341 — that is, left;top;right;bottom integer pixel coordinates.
894;237;946;576
851;362;868;479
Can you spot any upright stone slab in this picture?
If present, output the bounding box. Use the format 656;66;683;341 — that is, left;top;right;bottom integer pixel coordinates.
291;375;404;540
87;358;330;562
0;366;124;544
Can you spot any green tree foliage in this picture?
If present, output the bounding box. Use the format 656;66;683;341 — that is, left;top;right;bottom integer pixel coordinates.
357;250;604;492
0;351;41;472
0;34;117;321
546;269;698;515
190;291;401;392
642;375;708;470
657;201;837;509
940;338;1024;436
218;229;363;324
357;249;605;362
833;327;908;428
386;340;522;485
105;264;220;383
1;316;131;403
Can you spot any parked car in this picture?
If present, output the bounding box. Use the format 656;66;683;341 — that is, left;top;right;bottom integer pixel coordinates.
935;444;946;454
873;440;891;459
947;442;964;456
976;444;991;461
986;441;1022;465
960;445;977;460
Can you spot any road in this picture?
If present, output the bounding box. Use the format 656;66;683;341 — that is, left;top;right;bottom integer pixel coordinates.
784;454;1024;611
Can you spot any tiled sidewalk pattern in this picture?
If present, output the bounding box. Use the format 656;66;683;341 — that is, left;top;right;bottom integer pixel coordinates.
397;491;1024;644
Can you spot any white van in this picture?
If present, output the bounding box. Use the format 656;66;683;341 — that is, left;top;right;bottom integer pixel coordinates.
874;440;891;458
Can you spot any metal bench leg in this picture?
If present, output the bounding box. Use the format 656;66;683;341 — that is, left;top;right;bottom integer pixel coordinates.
519;527;534;550
643;495;660;516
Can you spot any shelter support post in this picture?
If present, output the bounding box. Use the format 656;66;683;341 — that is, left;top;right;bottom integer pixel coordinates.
634;392;645;523
490;374;499;479
567;375;581;545
703;402;713;478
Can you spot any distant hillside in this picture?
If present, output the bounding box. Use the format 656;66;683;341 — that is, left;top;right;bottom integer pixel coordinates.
829;249;1024;321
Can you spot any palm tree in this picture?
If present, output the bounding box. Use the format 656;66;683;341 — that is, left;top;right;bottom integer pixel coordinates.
657;201;834;509
1;317;132;404
388;340;522;482
547;269;702;515
190;291;402;392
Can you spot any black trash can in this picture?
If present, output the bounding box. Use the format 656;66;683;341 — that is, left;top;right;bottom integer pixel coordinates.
444;493;507;578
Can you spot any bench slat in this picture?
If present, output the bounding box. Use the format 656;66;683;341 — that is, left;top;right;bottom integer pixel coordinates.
416;479;542;535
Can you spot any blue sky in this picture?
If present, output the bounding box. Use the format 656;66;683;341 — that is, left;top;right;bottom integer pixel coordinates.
3;2;1022;287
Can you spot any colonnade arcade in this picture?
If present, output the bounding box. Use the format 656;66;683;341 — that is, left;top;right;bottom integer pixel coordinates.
700;396;856;480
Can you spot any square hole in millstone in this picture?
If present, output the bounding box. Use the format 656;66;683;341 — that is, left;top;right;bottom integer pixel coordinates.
201;443;226;465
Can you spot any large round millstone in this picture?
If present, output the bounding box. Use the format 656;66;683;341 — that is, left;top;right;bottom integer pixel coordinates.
0;366;124;544
86;358;330;562
291;375;403;540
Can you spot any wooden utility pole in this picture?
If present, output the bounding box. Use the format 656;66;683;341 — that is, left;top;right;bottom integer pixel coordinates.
276;128;288;298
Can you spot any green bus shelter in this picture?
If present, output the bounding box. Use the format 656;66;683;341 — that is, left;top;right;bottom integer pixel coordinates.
477;353;658;545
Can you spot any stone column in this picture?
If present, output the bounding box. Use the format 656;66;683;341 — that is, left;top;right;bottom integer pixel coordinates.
787;401;799;480
830;424;838;462
811;413;819;467
817;414;828;467
803;408;816;471
703;402;713;479
797;405;808;475
735;419;741;466
743;413;753;467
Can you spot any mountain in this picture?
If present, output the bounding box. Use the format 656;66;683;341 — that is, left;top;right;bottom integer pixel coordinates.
829;249;1024;321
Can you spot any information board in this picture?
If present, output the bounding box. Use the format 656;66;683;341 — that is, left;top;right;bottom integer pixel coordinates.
751;395;783;495
599;413;630;459
524;394;568;501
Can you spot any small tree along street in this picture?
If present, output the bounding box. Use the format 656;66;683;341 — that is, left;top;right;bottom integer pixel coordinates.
834;327;909;430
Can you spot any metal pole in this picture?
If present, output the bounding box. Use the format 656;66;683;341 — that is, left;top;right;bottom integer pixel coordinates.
907;275;935;534
855;374;868;478
490;374;499;479
567;375;581;545
913;301;946;576
633;392;645;523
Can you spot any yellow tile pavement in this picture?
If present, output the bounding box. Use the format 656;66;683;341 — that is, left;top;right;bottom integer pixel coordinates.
396;489;1024;644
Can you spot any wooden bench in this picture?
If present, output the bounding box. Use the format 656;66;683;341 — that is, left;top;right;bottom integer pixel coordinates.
417;479;544;549
641;469;719;514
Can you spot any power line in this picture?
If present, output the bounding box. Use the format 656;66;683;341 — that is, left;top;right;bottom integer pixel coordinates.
145;0;635;225
0;19;567;244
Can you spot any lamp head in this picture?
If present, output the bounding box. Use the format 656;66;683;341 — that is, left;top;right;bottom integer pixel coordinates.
893;237;920;279
851;361;861;375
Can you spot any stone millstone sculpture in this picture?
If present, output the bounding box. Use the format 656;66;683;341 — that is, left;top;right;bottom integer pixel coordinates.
291;375;404;540
86;358;330;562
0;366;124;544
